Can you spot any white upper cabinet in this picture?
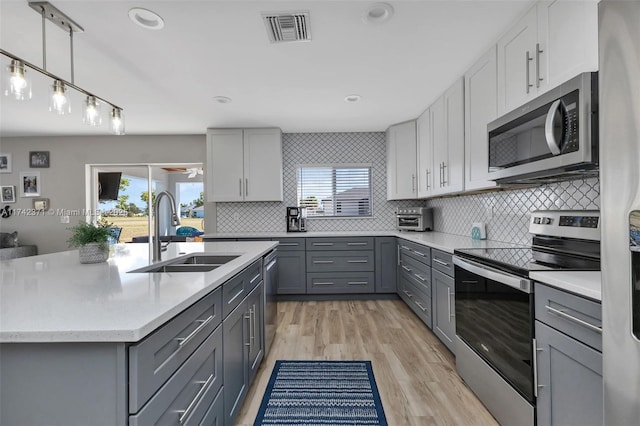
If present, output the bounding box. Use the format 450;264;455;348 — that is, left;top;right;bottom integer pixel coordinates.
386;120;417;200
497;0;598;115
416;108;433;198
431;78;465;196
206;128;283;202
464;46;498;192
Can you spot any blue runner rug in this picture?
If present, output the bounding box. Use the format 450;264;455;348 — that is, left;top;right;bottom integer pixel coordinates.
254;360;388;425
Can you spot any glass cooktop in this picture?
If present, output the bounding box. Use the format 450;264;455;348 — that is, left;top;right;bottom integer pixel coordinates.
454;247;600;277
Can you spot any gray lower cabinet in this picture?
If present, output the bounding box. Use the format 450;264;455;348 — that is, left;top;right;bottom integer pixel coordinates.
431;269;456;354
223;281;264;426
398;243;432;328
275;238;306;294
247;282;265;384
534;282;603;426
375;237;397;293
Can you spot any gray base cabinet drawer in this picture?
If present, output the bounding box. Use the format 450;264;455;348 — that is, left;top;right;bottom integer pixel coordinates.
399;273;432;328
535;283;602;351
306;237;374;251
307;272;375;293
223;259;262;317
129;325;223;426
398;241;431;264
535;320;603;426
275;238;306;251
277;250;306;294
129;288;222;413
198;386;224;426
431;249;454;276
306;251;374;272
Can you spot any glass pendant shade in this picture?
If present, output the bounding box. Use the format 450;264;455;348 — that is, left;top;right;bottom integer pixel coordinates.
83;95;102;126
110;108;125;135
4;59;32;100
49;80;70;114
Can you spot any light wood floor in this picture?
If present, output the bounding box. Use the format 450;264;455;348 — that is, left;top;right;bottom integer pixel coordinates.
235;299;498;425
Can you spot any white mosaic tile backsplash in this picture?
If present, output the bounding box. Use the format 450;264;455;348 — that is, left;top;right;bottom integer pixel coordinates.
215;132;600;242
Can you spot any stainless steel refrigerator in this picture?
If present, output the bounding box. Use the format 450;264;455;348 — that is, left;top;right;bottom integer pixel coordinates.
599;0;640;423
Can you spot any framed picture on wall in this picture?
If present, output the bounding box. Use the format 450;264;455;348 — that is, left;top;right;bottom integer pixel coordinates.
32;198;49;210
0;153;11;173
1;185;15;203
29;151;50;168
20;172;41;197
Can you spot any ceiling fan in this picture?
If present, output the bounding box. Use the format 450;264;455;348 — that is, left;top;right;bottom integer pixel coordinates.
184;167;203;178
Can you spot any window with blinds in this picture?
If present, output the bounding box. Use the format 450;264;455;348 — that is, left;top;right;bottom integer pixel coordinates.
296;165;372;217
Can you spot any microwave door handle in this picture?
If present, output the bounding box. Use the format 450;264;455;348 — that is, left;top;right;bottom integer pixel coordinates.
544;99;563;155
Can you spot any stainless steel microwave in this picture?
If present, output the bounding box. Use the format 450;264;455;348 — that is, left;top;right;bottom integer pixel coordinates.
487;72;598;183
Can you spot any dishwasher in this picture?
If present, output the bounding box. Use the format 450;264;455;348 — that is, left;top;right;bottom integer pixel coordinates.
263;249;278;356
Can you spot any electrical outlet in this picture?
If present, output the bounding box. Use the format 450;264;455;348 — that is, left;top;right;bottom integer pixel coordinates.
485;206;493;219
60;215;70;224
232;212;240;221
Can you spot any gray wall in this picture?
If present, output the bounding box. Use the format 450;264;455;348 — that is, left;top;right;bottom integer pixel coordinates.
0;135;206;254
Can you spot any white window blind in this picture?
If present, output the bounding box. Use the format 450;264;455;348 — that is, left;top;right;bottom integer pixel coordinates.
297;166;372;217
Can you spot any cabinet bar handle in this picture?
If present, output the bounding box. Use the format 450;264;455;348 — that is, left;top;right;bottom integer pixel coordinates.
250;273;261;284
266;260;277;271
545;305;602;333
426;169;431;190
413;250;427;257
526;50;533;94
245;178;249;197
347;242;368;246
251;304;256;342
433;258;449;267
279;242;299;246
442;163;447;186
227;288;244;305
400;245;411;251
403;290;412;298
313;243;334;246
415;300;427;312
177;373;214;424
412;174;416;192
536;43;543;87
314;282;334;285
397;245;401;266
401;265;412;272
439;163;443;187
347;281;368;285
244;313;252;346
532;338;540;398
414;274;426;282
462;280;478;284
175;315;214;348
313;260;334;264
347;260;368;263
239;178;242;197
447;287;452;320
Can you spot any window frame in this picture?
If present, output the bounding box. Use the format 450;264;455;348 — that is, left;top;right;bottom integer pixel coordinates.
296;163;374;219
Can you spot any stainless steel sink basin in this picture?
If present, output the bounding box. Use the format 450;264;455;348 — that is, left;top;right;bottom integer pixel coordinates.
141;264;221;273
129;253;240;273
172;255;239;266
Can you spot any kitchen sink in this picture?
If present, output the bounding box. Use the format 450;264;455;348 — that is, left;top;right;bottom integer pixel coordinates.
129;253;240;273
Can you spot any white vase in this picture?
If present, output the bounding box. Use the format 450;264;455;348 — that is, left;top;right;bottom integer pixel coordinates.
78;242;109;264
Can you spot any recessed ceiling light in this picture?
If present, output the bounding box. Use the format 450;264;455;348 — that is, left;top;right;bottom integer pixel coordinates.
344;94;361;103
363;3;394;24
128;8;165;30
213;96;232;104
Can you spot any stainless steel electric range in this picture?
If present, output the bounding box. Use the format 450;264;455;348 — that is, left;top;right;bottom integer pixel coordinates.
452;210;601;426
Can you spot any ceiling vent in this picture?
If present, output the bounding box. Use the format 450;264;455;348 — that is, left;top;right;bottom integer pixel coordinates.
262;12;311;43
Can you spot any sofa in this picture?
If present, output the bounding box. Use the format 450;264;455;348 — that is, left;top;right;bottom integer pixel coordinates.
0;232;38;260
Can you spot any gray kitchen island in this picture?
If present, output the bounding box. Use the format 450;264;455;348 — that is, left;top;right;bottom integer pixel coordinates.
0;240;277;426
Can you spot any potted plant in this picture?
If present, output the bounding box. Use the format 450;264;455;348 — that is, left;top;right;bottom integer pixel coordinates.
67;219;112;264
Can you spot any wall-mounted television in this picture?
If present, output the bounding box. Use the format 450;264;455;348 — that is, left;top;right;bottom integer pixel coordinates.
98;172;122;201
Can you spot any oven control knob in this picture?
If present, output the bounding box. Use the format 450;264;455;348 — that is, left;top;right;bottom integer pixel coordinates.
543;217;552;225
533;217;541;224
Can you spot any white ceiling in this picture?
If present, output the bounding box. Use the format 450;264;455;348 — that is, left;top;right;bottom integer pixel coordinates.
0;0;534;137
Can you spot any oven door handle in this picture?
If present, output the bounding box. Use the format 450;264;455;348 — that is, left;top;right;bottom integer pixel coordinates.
453;256;532;293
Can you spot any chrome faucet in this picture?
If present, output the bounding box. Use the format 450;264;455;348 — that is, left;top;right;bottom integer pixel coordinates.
152;190;181;262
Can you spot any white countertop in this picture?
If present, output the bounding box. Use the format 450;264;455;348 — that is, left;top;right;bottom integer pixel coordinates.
0;241;277;343
203;231;517;253
529;271;602;301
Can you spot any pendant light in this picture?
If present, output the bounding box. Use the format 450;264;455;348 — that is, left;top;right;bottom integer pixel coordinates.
49;79;70;114
83;95;102;126
4;59;32;100
0;1;124;134
110;108;125;135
